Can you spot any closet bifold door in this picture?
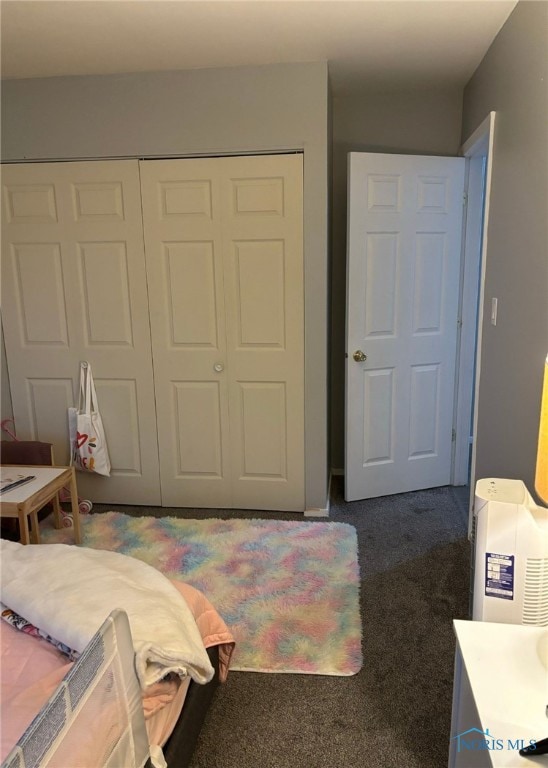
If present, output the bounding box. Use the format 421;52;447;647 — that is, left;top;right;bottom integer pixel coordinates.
1;161;161;505
140;154;305;511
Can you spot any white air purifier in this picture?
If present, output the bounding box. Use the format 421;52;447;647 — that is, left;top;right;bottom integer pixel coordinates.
471;478;548;626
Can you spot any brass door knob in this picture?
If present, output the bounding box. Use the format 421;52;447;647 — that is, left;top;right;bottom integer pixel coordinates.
353;350;367;362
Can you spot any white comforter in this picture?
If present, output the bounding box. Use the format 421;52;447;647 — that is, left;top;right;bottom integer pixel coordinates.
0;539;214;690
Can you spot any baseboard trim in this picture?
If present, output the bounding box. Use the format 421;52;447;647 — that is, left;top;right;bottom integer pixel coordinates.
304;505;329;518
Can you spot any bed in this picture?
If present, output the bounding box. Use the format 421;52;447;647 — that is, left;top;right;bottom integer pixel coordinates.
0;539;235;767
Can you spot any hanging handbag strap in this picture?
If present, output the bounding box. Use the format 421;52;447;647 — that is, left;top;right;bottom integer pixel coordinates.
79;362;99;415
78;362;87;412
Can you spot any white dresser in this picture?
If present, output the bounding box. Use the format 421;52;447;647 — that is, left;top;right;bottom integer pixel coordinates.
448;620;548;767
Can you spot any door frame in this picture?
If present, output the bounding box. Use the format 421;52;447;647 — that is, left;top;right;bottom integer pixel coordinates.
452;112;496;509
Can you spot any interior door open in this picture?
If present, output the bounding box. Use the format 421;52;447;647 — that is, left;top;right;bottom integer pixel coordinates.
345;152;465;501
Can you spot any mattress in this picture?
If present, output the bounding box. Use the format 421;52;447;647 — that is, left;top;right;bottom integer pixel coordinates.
0;579;234;764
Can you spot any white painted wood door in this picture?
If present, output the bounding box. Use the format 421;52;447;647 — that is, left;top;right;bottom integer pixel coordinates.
140;154;304;510
1;161;161;504
345;153;465;501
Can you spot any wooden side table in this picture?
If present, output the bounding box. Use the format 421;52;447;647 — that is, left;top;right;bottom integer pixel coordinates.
0;465;82;545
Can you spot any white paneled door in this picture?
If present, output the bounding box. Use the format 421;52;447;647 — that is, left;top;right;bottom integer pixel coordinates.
140;154;304;510
1;161;161;504
345;153;465;501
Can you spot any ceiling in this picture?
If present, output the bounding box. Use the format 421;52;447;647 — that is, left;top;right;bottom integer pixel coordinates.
1;0;517;94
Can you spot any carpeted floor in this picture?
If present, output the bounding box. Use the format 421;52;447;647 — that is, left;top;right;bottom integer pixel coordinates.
88;477;471;768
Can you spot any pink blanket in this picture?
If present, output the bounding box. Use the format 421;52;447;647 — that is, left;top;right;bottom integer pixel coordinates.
1;579;234;760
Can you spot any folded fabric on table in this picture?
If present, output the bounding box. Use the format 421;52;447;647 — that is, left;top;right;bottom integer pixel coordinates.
0;539;214;689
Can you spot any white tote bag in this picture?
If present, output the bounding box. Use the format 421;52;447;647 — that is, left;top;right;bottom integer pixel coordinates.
68;362;111;476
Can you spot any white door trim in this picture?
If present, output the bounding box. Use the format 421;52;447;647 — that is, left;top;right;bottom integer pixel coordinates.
1;149;304;165
453;112;496;511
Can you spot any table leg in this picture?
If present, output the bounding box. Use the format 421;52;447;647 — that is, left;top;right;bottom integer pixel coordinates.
69;470;82;545
30;510;41;544
52;492;63;529
18;511;30;545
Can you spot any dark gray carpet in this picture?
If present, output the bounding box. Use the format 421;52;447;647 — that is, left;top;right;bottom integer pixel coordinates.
93;478;471;768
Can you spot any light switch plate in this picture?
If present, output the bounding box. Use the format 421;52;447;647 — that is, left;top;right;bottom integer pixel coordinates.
491;298;498;326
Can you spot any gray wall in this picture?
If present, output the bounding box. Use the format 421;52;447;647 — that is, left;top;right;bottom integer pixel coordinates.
1;61;331;510
330;87;463;469
461;1;548;496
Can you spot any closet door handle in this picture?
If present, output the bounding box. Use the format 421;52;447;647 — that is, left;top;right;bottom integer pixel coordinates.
213;363;224;373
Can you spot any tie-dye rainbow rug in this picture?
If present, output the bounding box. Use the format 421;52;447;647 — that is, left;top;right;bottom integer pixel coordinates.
40;513;362;676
